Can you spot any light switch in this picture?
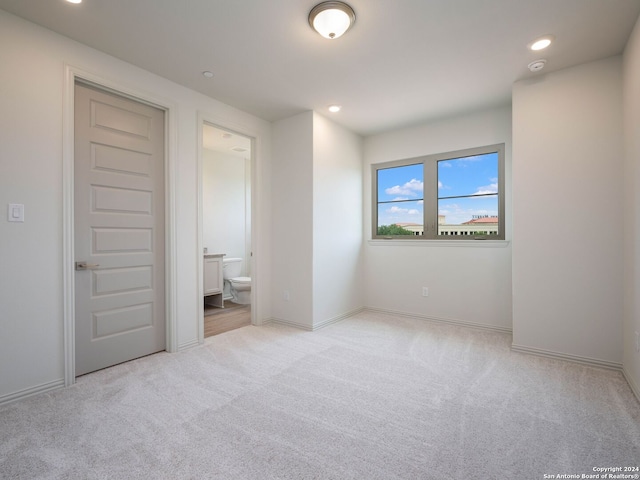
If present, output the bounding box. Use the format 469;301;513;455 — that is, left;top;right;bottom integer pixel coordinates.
8;204;24;222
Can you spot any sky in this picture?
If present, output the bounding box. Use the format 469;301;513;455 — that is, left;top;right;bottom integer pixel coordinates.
377;152;498;227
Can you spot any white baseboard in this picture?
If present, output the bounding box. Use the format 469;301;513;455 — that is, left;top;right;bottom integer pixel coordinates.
622;367;640;404
265;317;313;331
312;307;366;331
511;343;623;371
0;379;65;407
178;339;200;351
364;307;513;334
266;307;366;332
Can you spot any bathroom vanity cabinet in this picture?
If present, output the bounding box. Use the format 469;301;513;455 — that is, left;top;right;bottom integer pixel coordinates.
204;254;224;308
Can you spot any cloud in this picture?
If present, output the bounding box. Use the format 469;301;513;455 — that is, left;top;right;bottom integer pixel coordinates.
438;181;443;188
438;203;459;216
473;183;498;195
440;162;452;168
456;154;484;163
385;178;423;197
392;197;409;201
386;206;406;214
386;206;421;215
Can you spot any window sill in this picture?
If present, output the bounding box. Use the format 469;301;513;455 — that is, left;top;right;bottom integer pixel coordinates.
368;239;510;248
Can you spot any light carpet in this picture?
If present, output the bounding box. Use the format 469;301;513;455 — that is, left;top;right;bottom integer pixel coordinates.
1;311;639;479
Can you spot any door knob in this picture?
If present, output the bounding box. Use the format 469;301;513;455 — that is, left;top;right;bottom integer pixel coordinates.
75;261;100;271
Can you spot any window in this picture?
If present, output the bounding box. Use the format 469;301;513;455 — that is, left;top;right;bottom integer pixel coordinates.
372;144;505;240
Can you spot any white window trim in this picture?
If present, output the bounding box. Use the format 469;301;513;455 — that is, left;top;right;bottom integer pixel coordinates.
368;239;510;248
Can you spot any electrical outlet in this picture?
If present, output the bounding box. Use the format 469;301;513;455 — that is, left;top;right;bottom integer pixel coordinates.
422;287;429;297
635;331;640;353
283;290;290;302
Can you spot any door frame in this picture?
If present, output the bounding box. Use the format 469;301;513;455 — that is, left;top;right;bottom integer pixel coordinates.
197;113;261;342
62;65;178;386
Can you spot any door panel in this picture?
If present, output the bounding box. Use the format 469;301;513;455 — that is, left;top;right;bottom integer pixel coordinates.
92;185;153;214
92;227;153;253
75;83;165;376
92;266;153;296
93;144;152;176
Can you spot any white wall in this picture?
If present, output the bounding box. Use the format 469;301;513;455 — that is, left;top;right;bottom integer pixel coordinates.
512;56;623;366
271;112;364;329
623;16;640;395
203;149;250;271
271;112;314;328
363;106;513;331
0;10;272;403
312;113;364;327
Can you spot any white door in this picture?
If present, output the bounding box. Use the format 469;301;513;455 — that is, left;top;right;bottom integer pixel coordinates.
74;83;165;376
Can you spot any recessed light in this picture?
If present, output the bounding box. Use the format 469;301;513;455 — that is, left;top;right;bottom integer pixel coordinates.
529;36;553;51
328;105;341;113
202;71;214;79
66;0;82;3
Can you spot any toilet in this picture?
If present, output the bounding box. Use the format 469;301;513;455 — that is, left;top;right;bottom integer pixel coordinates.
222;257;251;305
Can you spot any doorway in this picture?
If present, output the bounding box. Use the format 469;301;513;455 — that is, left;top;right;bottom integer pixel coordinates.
74;82;166;375
201;123;253;337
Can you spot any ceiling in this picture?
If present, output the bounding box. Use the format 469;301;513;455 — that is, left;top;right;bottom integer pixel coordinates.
1;0;639;136
203;124;252;159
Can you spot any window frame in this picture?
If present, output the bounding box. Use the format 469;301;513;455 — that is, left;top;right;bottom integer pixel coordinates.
372;143;505;241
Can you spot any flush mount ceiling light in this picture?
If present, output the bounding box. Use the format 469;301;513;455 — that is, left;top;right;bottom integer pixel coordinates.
529;35;553;51
309;1;356;39
328;105;342;113
202;71;214;79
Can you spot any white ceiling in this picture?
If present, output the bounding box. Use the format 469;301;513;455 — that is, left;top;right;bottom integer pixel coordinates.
203;124;252;159
1;0;639;136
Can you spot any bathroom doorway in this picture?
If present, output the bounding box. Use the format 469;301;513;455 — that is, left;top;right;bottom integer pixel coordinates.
201;123;253;337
